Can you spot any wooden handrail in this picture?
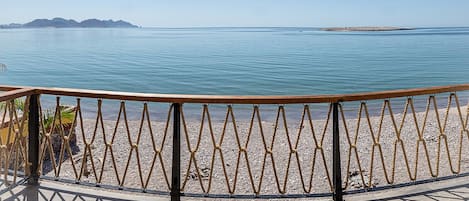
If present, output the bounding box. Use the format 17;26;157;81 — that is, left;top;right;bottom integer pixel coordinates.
0;88;36;102
1;84;468;104
0;85;26;91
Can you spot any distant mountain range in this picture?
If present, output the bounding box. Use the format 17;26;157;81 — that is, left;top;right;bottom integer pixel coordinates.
0;18;139;28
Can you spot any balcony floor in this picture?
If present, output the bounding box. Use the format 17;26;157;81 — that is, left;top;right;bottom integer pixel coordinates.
0;179;167;201
0;175;468;200
349;175;469;201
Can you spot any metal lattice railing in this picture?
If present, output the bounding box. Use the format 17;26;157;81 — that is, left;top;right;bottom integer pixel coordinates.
178;104;334;195
341;95;469;189
0;84;468;200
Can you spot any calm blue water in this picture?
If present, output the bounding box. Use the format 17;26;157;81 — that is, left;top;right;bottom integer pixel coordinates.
1;27;468;96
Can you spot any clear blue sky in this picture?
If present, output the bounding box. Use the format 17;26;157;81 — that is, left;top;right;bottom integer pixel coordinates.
2;0;468;27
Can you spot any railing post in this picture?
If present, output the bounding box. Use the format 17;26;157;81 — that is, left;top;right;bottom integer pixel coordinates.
28;94;40;185
171;103;181;201
333;102;343;201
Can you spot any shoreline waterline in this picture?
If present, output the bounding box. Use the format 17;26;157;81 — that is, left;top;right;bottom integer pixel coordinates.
35;93;468;121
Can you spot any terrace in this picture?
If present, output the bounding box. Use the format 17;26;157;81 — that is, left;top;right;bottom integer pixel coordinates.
0;84;468;200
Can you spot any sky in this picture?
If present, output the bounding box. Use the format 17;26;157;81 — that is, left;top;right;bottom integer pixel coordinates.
1;0;469;28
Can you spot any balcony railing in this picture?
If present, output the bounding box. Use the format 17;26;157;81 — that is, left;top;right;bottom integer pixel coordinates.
0;84;468;201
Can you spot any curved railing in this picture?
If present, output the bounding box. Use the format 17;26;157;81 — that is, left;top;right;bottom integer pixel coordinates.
0;84;468;200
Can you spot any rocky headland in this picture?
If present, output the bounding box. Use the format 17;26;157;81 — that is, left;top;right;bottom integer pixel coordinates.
0;17;138;28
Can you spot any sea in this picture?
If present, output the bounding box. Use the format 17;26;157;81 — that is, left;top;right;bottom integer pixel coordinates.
0;27;468;120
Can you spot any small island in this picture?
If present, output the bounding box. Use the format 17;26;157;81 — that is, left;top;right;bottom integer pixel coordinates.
0;17;139;29
321;26;413;32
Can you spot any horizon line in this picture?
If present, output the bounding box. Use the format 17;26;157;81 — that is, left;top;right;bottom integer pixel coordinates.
139;26;469;29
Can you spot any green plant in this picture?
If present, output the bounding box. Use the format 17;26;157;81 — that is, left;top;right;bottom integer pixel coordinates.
0;98;25;111
14;99;25;111
43;108;75;131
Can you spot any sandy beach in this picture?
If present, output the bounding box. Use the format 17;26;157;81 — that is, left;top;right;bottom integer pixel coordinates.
44;105;469;198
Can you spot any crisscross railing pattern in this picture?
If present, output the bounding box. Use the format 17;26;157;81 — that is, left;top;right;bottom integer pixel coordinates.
0;84;468;201
179;104;333;195
0;88;35;186
37;98;173;191
340;93;469;190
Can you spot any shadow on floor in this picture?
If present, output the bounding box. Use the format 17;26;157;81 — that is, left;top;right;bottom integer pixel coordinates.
0;184;138;201
1;176;469;201
370;183;469;201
